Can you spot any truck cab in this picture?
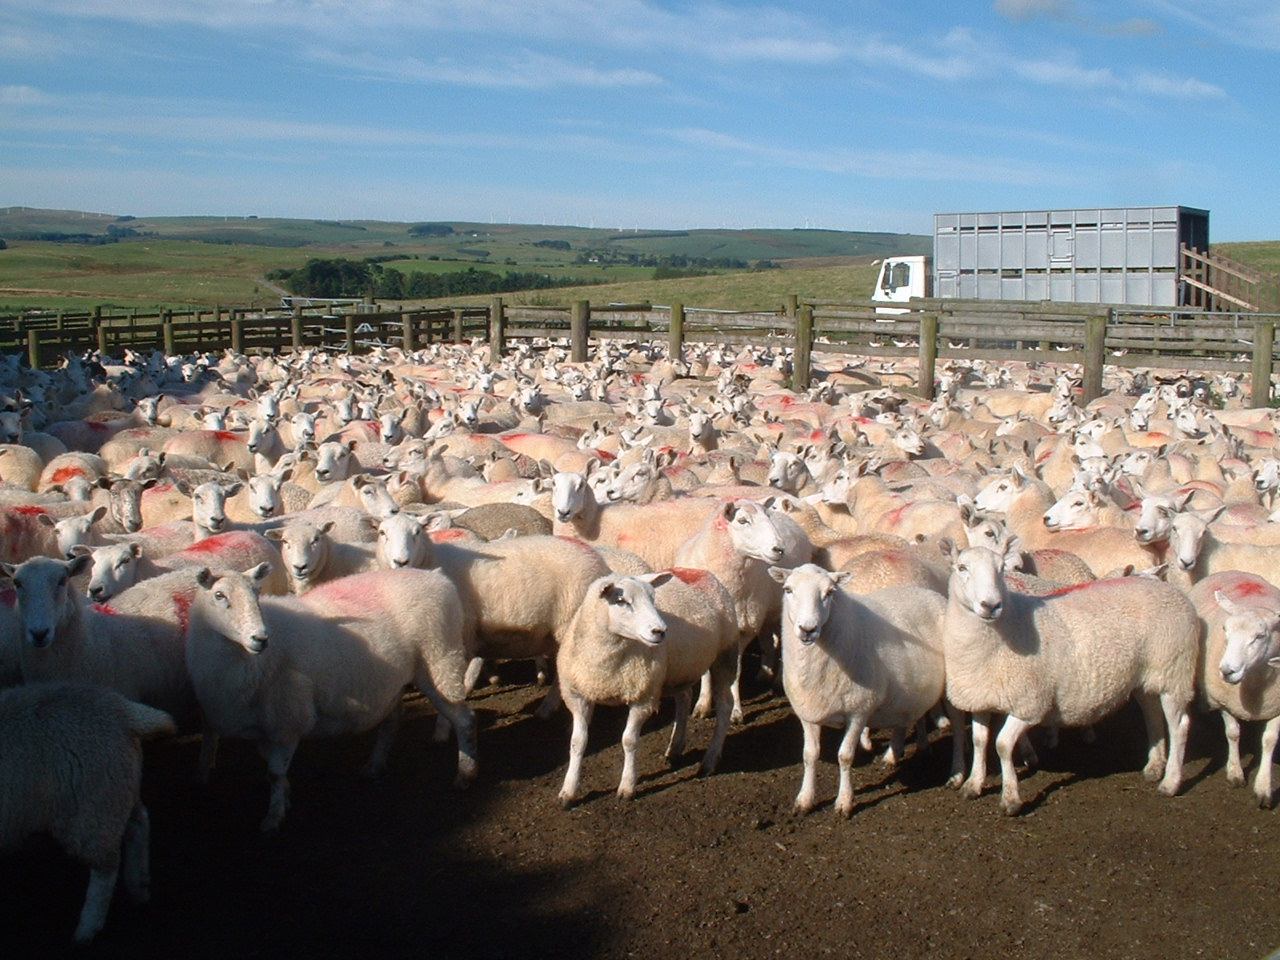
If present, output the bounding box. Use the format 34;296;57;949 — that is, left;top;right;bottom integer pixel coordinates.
872;255;932;313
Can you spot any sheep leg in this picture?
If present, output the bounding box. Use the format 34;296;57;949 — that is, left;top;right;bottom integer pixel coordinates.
416;672;479;789
693;670;714;719
259;741;298;833
666;687;691;763
754;629;779;684
463;656;486;694
729;646;745;723
534;682;563;720
995;714;1033;816
74;859;121;945
960;711;991;799
1136;691;1170;783
196;724;220;784
1156;691;1189;798
616;701;655;801
794;719;822;815
361;701;403;780
1253;715;1280;809
1223;710;1246;787
945;702;968;789
558;692;594;808
121;802;152;906
699;652;737;776
835;719;865;819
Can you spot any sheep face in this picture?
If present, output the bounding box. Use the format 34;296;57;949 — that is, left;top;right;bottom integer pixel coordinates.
105;476;153;534
599;576;667;647
551;469;590;524
194;565;271;654
353;475;399;518
1215;591;1280;685
376;513;431;569
1042;489;1100;532
247;474;284;519
766;452;808;495
722;500;785;565
50;506;107;559
313;441;355;483
270;521;334;586
606;462;656;503
775;564;850;645
3;554;91;649
86;542;142;601
948;545;1007;623
189;481;241;534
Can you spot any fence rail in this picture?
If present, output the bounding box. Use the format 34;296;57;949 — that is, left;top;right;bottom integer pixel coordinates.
4;297;1280;406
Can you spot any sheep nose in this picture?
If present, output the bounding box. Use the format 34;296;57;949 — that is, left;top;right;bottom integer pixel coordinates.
1135;527;1150;541
769;546;785;561
28;627;51;648
248;634;269;653
979;600;1002;620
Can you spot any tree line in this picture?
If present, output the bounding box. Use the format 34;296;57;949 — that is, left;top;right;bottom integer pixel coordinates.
267;257;600;300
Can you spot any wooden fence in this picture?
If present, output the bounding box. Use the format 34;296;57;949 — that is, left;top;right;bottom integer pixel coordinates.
4;297;1280;407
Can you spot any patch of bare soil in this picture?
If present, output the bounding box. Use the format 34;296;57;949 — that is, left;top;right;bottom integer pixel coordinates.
5;661;1280;959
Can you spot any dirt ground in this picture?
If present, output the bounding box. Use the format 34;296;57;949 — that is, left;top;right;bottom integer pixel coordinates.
6;659;1280;960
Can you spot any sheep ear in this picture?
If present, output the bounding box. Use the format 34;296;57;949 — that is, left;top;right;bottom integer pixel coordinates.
832;571;853;588
89;505;108;523
319;520;336;535
223;481;243;497
37;513;57;528
247;562;272;583
644;571;673;590
1214;589;1243;616
67;553;92;578
938;536;957;561
265;528;284;541
768;566;789;584
69;544;93;558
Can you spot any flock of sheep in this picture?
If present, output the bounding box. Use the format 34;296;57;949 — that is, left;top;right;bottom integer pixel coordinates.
1;333;1278;944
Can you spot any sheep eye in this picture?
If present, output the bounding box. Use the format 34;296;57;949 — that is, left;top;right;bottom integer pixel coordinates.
214;591;226;602
957;564;968;573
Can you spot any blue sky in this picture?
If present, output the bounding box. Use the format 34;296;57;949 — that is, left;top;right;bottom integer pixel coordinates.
1;0;1276;240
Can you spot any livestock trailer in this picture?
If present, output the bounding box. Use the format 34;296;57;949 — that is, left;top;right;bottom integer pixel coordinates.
932;206;1209;306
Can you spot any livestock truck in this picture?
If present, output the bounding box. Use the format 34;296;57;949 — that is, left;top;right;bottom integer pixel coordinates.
872;205;1212;311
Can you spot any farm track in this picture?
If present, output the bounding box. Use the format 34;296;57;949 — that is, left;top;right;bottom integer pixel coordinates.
3;658;1279;959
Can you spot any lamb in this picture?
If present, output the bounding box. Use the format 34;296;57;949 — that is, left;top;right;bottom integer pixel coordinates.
941;542;1198;815
556;569;740;807
184;563;477;831
266;518;379;594
770;564;956;817
1189;572;1280;808
0;682;175;944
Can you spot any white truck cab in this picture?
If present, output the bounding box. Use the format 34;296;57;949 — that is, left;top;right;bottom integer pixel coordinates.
872;255;932;313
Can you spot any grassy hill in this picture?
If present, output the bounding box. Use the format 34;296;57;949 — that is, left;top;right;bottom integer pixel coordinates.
0;206;1275;315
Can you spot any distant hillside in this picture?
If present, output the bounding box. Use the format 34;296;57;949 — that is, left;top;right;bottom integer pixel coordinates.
0;206;930;260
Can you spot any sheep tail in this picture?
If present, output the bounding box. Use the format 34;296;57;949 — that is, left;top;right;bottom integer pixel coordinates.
123;700;178;739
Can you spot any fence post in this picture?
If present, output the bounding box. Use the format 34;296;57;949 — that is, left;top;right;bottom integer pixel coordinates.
1253;319;1275;408
26;329;42;370
917;313;939;400
402;311;416;354
1082;314;1107;404
668;303;685;362
489;297;506;362
291;309;304;352
162;321;176;358
230;316;243;356
784;294;798;318
570;300;590;363
96;319;108;358
452;308;465;344
791;304;813;392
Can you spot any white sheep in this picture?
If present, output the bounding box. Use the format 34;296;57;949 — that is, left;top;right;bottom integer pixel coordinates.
770;564;956;817
556;568;740;807
941;542;1198;815
1190;571;1280;807
83;530;288;601
184;563;477;831
266;518;379;594
2;554;197;721
0;682;175;944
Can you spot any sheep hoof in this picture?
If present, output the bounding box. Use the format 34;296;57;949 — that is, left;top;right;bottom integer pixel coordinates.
999;798;1023;816
1257;792;1274;810
616;786;635;802
691;705;712;720
945;773;964;790
835;801;854;819
1227;771;1247;788
793;798;814;816
1156;779;1181;798
1142;761;1166;783
557;791;577;810
959;781;984;801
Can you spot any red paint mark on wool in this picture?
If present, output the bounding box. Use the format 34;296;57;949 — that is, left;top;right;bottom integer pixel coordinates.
92;603;119;616
363;421;380;435
86;420;110;432
669;567;708;586
181;534;238;554
50;466;86;485
592;449;616;462
880;503;911;528
1225;578;1271;600
172;592;193;634
1039;580;1101;599
11;505;47;516
430;529;469;543
144;484;175;497
557;535;598;556
309;576;377;611
212;431;240;442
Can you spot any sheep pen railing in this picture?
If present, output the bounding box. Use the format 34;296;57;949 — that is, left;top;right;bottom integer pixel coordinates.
5;297;1279;407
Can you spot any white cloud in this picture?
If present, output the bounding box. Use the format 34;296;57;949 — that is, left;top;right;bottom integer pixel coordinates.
993;0;1074;22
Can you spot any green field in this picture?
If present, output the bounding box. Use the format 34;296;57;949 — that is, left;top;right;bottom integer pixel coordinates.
0;206;1275;315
